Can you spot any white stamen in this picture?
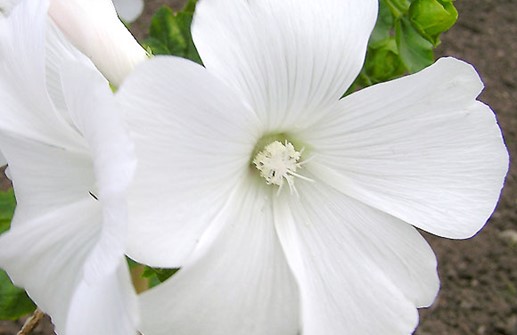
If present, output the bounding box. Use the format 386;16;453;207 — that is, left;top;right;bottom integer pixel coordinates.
253;140;310;195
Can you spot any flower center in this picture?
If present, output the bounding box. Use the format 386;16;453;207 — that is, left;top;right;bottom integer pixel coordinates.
253;140;308;194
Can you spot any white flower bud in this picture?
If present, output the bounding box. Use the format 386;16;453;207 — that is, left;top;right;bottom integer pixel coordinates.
49;0;148;86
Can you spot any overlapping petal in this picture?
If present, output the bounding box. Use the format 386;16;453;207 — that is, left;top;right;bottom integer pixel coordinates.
301;57;508;239
0;198;102;335
274;179;438;334
67;262;138;335
0;196;138;335
0;129;93;227
140;179;299;335
49;0;147;85
59;61;136;282
0;62;138;334
192;0;378;130
0;0;138;332
117;56;260;267
0;0;81;147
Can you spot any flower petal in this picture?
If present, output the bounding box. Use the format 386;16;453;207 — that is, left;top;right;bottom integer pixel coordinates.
0;199;101;335
45;18;95;122
139;179;299;335
0;0;81;150
59;61;136;282
0;200;137;335
274;180;436;334
0;0;81;147
66;261;139;335
0;0;19;14
192;0;378;129
112;0;144;23
48;0;147;85
117;56;260;267
0;61;138;334
0;131;93;227
302;57;509;238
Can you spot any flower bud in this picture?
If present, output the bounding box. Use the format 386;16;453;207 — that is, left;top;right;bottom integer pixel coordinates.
409;0;458;46
49;0;148;86
365;38;405;83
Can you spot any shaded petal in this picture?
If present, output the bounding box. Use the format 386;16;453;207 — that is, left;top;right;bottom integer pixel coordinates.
0;200;137;335
0;63;138;335
45;18;95;123
0;131;93;227
117;56;260;267
274;180;437;334
0;151;5;166
66;261;138;335
0;0;81;147
139;178;299;335
0;0;19;14
0;199;101;334
49;0;147;85
301;58;509;238
59;61;136;281
192;0;378;130
112;0;144;23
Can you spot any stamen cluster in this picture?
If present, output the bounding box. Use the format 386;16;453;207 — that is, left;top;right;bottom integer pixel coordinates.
253;140;303;193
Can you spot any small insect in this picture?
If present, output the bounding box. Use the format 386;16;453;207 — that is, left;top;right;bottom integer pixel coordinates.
89;191;98;200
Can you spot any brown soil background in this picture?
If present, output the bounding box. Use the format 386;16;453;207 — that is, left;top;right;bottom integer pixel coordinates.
1;0;516;334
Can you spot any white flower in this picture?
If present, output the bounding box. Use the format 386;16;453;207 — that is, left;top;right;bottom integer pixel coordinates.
112;0;144;23
48;0;147;85
118;0;508;334
0;1;138;334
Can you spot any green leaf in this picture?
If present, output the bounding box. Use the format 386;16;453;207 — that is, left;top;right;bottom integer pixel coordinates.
0;189;15;234
0;189;35;320
369;0;394;47
143;0;201;64
142;267;179;288
395;17;434;73
384;0;411;18
0;270;36;320
409;0;458;46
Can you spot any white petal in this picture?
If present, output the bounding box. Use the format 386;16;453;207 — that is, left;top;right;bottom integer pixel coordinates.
0;72;138;333
0;2;137;333
59;61;136;281
0;201;137;335
0;199;101;334
0;0;82;147
140;179;299;335
302;58;509;239
112;0;144;23
45;18;96;122
48;0;147;85
192;0;378;130
0;131;93;227
66;262;138;335
274;180;436;334
117;56;260;267
0;0;19;14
